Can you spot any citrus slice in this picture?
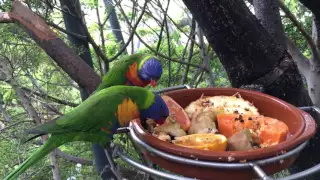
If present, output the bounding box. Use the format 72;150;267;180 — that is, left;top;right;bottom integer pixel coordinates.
161;95;191;131
172;134;227;151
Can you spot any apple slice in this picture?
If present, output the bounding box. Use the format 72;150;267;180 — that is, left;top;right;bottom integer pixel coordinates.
161;95;191;131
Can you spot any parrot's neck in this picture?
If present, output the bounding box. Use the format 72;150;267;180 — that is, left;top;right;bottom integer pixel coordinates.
126;62;149;87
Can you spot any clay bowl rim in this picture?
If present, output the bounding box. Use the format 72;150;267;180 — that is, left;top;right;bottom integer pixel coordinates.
131;87;307;162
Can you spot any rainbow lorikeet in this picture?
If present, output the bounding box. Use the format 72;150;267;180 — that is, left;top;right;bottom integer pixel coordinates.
4;86;169;180
95;53;163;92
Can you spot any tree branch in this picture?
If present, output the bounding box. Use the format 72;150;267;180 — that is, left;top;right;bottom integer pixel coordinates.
197;25;215;87
55;149;93;165
116;1;202;69
286;37;310;77
108;0;148;62
0;103;12;122
5;1;101;94
21;87;79;107
182;18;196;84
279;0;318;56
47;21;87;41
0;12;13;23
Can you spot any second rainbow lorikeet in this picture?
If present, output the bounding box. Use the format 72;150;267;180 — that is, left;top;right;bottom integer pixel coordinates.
95;53;163;92
4;85;169;180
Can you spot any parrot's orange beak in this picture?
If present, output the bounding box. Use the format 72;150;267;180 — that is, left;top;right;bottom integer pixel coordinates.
150;79;157;87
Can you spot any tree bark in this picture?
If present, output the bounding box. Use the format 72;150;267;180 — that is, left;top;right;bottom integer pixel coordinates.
60;0;96;99
251;1;320;176
181;0;312;107
253;0;286;48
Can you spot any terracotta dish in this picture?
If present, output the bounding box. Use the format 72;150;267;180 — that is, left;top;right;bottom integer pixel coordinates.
131;88;317;180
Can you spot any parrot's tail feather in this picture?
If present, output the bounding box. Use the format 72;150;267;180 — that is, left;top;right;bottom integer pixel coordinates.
23;133;46;143
4;136;61;180
24;129;48;135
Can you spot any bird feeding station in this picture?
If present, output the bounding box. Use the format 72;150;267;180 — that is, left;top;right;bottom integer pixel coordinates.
111;85;320;180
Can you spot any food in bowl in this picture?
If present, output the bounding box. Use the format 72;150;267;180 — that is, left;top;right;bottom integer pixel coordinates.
147;93;289;152
172;134;227;151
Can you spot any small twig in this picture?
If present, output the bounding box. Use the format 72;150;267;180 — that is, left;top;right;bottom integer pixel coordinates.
182;18;196;84
149;0;201;48
109;0;148;62
55;149;93;165
47;21;87;40
279;0;318;56
21;87;78;107
0;120;33;132
163;0;172;86
195;71;204;88
155;0;169;52
117;2;201;68
102;0;124;27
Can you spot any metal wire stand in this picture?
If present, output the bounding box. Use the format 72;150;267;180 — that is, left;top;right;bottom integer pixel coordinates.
111;85;320;180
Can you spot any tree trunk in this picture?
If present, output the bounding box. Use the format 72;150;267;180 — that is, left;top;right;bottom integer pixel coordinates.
252;0;286;48
181;0;312;107
104;0;127;54
251;0;320;176
60;0;114;179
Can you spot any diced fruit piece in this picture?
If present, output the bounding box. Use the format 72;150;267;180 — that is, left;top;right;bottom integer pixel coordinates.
217;113;289;148
260;117;289;147
154;116;187;137
161;95;191;131
172;134;227;151
217;114;262;137
227;129;253;151
187;111;218;134
216;114;236;137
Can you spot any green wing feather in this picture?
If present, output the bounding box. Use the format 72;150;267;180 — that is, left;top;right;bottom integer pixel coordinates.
95;53;145;92
26;86;153;136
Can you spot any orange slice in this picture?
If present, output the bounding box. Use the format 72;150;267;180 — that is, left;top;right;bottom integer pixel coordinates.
161;95;191;131
172;134;227;151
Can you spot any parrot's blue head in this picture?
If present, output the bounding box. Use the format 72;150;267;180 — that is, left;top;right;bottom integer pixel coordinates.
140;93;169;125
138;57;163;87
